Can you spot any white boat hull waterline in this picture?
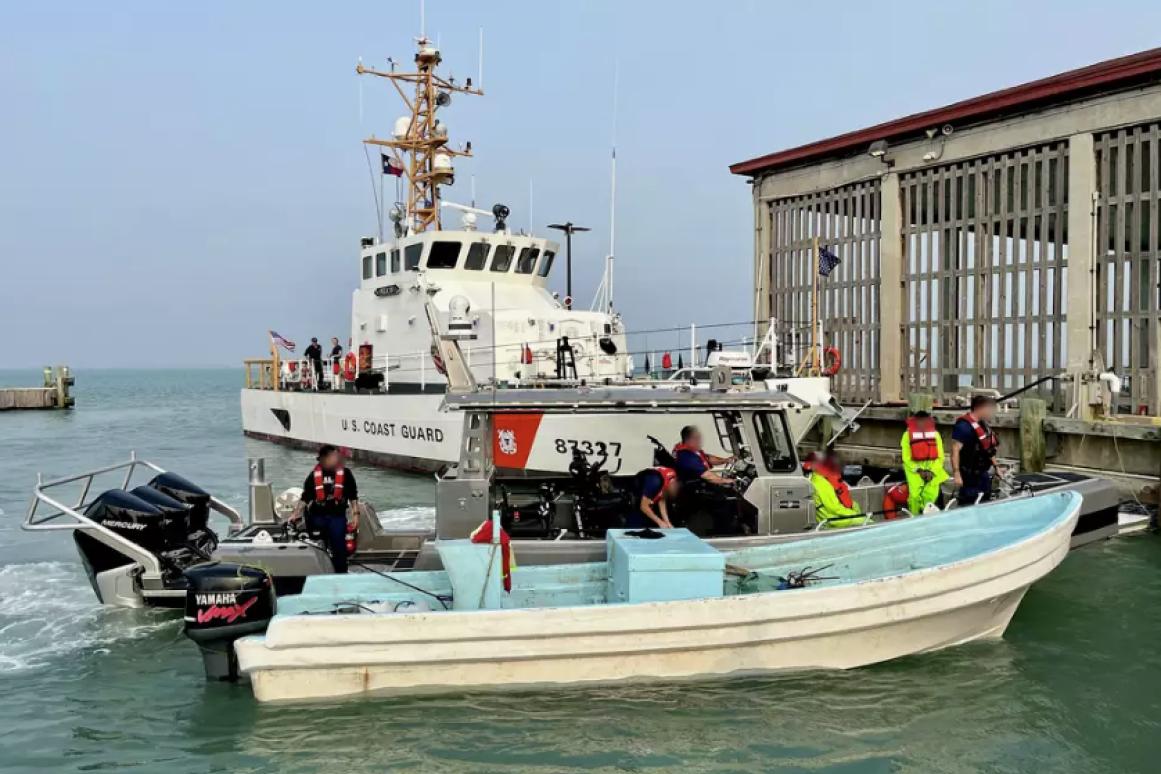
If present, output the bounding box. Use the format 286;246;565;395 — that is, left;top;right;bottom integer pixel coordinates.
240;377;840;475
234;493;1081;703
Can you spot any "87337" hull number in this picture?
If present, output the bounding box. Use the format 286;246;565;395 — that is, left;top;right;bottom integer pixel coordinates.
553;439;623;474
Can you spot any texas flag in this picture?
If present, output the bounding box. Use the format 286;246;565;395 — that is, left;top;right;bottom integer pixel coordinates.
381;153;404;177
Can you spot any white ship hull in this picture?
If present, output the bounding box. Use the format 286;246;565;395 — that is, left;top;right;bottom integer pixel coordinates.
241;388;728;475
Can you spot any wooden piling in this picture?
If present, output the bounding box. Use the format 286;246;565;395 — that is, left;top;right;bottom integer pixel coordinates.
1019;398;1047;473
907;393;935;414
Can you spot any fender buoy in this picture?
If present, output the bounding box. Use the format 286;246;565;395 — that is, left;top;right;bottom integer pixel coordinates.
343;352;357;381
822;346;841;376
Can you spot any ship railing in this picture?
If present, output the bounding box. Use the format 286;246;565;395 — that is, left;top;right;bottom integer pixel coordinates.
23;452;245;578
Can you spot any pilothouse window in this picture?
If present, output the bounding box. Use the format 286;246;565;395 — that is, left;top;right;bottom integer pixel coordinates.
427;241;462;269
515;247;540;274
390;249;400;273
404;244;423;271
362;255;373;280
465;242;490;270
752;412;796;473
375;252;387;277
538;250;555;277
490;245;515;272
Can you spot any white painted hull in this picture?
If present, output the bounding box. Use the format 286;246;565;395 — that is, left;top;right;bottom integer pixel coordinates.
241;388;731;475
235;500;1076;703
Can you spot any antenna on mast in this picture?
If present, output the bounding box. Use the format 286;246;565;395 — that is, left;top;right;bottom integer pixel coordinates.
478;27;484;91
357;15;483;233
420;0;426;39
592;59;620;313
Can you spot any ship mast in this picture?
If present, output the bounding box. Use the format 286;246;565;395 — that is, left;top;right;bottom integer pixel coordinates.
357;37;482;234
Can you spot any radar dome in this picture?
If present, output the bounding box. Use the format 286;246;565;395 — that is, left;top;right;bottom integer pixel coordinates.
393;116;412;140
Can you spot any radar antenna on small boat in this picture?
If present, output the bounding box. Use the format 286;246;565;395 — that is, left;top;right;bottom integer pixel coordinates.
357;30;483;234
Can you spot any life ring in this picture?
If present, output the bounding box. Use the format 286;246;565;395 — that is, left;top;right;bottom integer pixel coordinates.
343;352;357;381
822;346;841;376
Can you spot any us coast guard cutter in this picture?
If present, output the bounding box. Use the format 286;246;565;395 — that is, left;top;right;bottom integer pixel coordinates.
239;32;852;476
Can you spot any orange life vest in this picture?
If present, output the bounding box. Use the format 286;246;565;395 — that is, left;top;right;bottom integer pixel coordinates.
883;482;909;520
647;467;677;503
958;413;997;451
906;416;940;462
673;443;712;472
822;469;854;508
312;465;344;502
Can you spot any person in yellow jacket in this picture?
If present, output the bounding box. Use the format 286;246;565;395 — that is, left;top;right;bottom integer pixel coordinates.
808;454;865;529
901;411;949;514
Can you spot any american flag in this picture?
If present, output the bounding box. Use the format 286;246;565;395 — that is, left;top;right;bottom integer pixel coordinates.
818;246;842;278
269;330;296;352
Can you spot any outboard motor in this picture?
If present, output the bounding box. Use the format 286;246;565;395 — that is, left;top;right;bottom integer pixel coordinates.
147;472;212;535
183;562;276;682
147;472;217;553
76;491;174;578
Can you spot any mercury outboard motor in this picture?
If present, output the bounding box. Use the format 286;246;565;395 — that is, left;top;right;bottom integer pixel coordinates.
77;491;176;570
146;472;217;553
147;472;212;534
183;562;276;682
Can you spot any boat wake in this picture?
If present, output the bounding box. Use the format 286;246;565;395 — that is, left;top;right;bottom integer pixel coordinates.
376;506;435;530
0;562;176;673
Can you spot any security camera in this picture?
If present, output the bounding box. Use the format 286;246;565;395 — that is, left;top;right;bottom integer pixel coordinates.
941;124;954;136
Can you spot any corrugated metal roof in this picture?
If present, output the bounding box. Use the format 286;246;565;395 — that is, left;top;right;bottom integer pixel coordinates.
729;47;1161;177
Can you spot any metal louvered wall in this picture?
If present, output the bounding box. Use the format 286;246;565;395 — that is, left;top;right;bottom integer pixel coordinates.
899;143;1070;407
1095;124;1161;414
768;180;882;401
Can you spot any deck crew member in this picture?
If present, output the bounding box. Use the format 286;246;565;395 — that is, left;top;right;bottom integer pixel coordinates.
673;426;735;486
810;453;864;529
952;396;999;506
303;338;324;386
289;445;360;573
628;466;679;529
901;410;948;514
330;337;343;373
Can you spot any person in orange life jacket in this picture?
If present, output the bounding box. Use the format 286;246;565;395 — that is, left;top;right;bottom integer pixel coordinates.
288;445;360;573
882;481;910;520
672;426;736;485
951;395;999;506
809;452;864;529
628;467;680;529
901;410;949;513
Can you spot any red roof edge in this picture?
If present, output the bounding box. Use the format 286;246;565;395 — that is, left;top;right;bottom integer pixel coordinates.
729;47;1161;177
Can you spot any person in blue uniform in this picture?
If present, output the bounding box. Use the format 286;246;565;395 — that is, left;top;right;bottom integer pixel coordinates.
289;445;359;573
628;467;679;529
951;395;999;506
672;426;736;485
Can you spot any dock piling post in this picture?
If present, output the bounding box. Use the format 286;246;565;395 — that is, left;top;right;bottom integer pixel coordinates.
1019;398;1047;473
907;393;935;414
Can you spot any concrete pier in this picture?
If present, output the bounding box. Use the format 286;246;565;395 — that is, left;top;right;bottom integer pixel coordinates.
0;366;75;411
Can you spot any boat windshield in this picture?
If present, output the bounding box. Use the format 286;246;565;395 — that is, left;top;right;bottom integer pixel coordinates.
751;411;796;473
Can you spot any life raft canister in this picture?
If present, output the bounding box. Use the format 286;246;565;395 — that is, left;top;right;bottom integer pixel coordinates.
343;352;357;382
822;346;841;376
906;416;940;461
882;483;909;520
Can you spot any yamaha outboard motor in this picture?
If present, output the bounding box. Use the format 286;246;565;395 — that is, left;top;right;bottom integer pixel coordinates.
183;562;276;682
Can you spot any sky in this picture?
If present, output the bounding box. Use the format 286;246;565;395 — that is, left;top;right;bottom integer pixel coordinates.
1;1;1159;368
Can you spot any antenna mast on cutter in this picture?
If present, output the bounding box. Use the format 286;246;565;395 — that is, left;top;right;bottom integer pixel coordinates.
357;33;483;234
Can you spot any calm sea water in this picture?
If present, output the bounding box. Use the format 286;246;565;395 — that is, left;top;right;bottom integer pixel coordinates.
0;369;1159;774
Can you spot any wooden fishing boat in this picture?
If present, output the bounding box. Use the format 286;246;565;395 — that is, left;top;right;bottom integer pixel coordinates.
232;490;1080;703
